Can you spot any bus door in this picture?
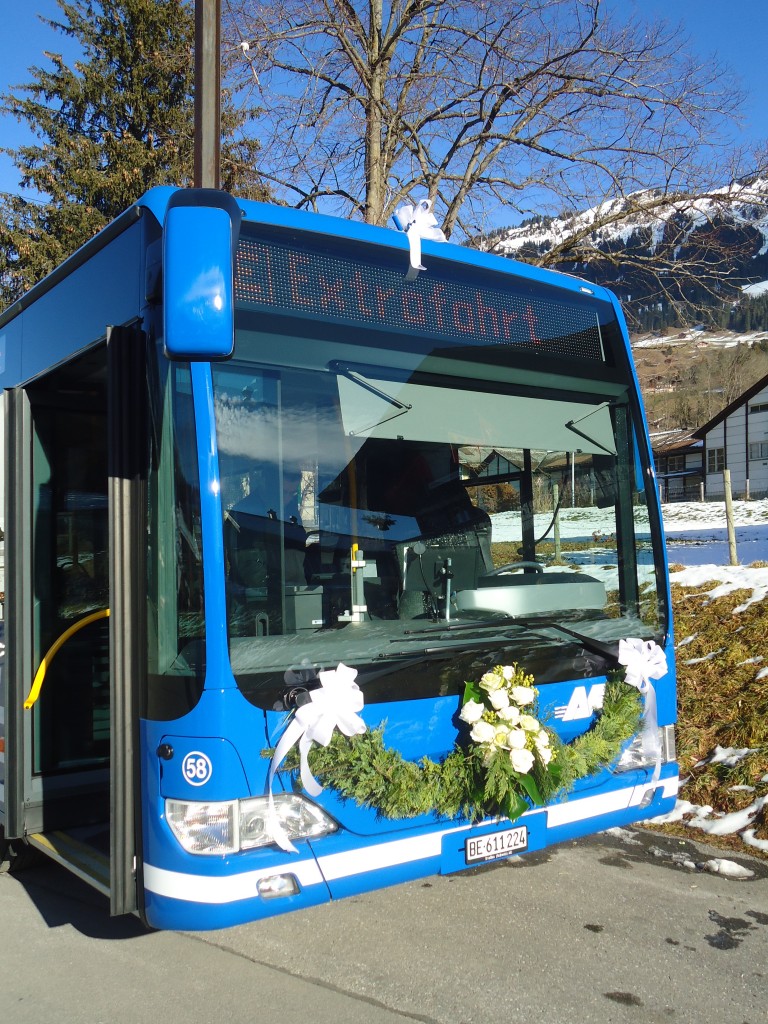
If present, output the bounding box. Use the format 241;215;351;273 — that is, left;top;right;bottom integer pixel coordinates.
5;327;145;915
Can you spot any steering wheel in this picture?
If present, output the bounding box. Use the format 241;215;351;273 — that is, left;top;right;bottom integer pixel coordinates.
486;560;544;576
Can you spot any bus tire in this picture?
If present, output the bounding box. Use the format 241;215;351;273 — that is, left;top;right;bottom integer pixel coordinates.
0;831;44;875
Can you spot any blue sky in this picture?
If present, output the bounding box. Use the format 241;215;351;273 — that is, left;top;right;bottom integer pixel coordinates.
618;0;768;153
0;0;766;203
0;0;81;200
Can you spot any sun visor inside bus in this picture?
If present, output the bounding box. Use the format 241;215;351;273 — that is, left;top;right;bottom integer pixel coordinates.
162;190;242;360
336;372;618;455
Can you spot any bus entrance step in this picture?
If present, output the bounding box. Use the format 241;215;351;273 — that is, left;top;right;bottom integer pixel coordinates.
28;827;110;897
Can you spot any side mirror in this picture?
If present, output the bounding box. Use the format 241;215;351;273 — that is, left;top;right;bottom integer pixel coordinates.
162;189;242;360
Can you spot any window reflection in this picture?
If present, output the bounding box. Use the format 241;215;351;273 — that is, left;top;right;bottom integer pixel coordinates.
212;358;661;677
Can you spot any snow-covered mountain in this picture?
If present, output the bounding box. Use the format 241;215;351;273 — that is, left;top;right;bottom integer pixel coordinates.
492;177;768;264
485;177;768;332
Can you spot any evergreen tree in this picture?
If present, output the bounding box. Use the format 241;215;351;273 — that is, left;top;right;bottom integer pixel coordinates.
1;0;267;305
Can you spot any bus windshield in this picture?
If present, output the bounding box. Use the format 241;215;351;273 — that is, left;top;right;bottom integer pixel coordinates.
213;317;663;709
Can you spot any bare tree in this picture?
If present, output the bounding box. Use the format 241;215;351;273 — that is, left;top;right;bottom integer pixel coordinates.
223;0;760;247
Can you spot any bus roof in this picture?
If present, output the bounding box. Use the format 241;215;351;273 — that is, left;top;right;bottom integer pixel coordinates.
1;186;617;333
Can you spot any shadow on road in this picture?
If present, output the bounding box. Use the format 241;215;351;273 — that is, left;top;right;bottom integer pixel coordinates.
5;856;150;940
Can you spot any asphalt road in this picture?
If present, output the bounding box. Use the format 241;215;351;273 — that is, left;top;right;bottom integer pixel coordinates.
1;827;766;1024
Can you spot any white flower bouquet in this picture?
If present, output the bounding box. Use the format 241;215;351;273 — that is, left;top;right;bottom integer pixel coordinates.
459;664;556;819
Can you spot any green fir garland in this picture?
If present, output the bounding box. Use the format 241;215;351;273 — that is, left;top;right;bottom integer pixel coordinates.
276;670;643;824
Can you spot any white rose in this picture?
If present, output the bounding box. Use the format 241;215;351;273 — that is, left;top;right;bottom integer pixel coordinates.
501;666;514;680
537;745;553;766
497;705;521;724
479;671;504;693
495;725;510;746
488;688;510;711
520;713;540;732
459;698;485;724
470;720;497;744
510;685;535;706
535;730;550;748
510;747;535;774
506;728;527;749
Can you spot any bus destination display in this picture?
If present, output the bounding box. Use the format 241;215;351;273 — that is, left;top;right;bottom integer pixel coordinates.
235;233;608;361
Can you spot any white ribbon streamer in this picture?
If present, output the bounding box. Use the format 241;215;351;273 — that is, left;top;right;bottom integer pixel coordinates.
393;198;446;276
267;663;367;853
617;638;668;781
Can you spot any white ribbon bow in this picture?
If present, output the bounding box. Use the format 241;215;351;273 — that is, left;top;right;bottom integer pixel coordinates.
617;638;668;781
267;663;367;853
393;198;446;276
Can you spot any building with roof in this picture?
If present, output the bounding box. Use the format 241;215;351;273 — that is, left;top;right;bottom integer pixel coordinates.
650;429;704;502
694;371;768;499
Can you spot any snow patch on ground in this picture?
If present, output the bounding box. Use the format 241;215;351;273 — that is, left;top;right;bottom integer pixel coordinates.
742;829;768;852
668;564;768;612
702;858;755;879
648;793;768;847
696;745;759;768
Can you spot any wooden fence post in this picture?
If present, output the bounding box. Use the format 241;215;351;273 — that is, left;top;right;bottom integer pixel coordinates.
723;469;738;566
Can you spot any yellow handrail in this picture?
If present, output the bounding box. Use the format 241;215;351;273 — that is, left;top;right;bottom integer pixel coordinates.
24;608;111;710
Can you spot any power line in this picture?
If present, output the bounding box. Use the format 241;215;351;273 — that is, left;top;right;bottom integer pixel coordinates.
0;189;48;205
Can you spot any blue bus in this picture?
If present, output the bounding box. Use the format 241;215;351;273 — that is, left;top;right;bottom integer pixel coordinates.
0;188;678;929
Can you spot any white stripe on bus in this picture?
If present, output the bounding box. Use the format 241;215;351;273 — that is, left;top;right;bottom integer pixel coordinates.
143;778;678;904
545;775;679;827
314;825;471;881
143;857;326;904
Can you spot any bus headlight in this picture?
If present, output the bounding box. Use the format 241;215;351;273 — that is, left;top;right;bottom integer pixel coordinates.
166;799;238;855
239;794;338;850
614;725;676;773
166;794;338;856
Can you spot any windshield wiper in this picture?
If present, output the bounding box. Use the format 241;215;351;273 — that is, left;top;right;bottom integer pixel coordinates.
403;616;524;637
515;618;620;664
379;630;534;660
400;617;620;666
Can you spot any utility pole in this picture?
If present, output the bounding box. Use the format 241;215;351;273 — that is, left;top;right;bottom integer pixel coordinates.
194;0;221;189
